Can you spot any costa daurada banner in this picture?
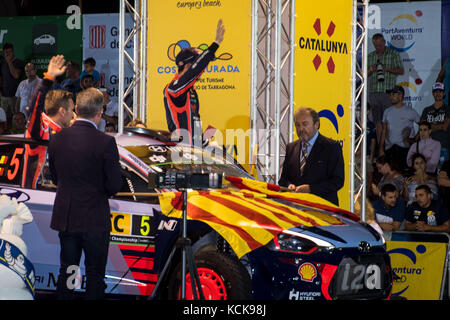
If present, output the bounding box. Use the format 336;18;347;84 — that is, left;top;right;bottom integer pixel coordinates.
294;0;353;210
387;240;447;300
146;0;251;164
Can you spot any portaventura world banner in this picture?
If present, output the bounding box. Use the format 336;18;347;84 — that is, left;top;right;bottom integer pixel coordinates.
368;1;442;115
294;0;353;210
146;0;251;164
387;240;447;300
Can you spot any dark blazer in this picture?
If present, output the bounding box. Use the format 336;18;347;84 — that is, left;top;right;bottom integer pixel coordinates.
278;133;345;206
48;120;123;233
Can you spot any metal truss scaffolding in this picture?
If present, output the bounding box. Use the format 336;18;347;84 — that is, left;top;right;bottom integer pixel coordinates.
350;0;369;218
118;0;147;134
250;0;296;185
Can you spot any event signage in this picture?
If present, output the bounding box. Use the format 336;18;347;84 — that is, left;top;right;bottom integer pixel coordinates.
368;1;442;115
294;0;353;210
146;0;252;165
82;14;135;102
387;240;447;300
0;15;82;78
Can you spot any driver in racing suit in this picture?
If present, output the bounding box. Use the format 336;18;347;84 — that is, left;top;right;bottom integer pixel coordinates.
163;19;225;146
22;55;75;188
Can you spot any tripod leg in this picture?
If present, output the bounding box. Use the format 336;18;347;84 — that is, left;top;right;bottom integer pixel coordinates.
149;244;177;300
186;245;205;300
185;245;199;300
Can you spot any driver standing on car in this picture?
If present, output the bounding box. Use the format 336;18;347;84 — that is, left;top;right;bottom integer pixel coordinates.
48;87;122;300
163;19;225;146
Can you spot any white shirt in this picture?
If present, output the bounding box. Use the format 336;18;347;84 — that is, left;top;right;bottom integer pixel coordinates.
98;100;118;132
382;104;420;149
15;77;41;114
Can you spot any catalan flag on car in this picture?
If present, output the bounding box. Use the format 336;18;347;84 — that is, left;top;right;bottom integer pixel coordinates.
158;176;353;258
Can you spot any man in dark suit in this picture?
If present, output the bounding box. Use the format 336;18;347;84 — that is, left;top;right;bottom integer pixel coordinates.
48;87;123;299
279;107;345;205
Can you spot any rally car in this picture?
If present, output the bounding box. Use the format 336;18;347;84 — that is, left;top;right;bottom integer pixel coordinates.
0;127;392;300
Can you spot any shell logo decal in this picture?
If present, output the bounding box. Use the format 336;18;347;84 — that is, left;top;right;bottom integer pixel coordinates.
298;262;317;282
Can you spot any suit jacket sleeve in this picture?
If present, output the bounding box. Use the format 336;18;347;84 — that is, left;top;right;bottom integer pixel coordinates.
103;137;123;196
278;143;293;187
308;141;345;196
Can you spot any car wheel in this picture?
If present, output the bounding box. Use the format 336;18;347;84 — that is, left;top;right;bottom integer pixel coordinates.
168;249;251;300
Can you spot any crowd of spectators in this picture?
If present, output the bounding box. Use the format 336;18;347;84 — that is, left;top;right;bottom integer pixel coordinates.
0;43;120;134
365;34;450;237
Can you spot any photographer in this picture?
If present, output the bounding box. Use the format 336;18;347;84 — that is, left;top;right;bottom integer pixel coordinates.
367;33;404;143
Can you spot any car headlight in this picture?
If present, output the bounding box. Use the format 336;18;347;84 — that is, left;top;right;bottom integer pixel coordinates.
268;230;334;254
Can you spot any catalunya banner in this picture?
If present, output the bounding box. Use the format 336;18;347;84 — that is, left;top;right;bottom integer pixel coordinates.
368;1;442;115
294;0;353;210
146;1;252;164
158;176;356;259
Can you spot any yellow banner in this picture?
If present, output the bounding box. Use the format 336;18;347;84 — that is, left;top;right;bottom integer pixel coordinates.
146;1;251;164
294;0;353;210
387;241;447;300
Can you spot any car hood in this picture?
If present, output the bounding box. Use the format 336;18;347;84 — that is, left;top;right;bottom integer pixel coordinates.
272;198;383;248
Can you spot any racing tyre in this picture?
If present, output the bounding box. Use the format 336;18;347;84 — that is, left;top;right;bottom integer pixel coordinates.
168;250;251;300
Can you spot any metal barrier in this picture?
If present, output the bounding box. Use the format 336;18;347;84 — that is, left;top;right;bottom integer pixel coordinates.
389;231;449;300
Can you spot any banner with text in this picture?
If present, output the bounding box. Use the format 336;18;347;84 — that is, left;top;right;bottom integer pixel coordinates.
294;0;353;210
387;240;447;300
82;14;135;103
146;0;252;165
368;1;442;116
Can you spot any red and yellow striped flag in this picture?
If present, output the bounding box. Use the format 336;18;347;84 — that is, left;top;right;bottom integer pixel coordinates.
225;176;360;222
158;178;349;258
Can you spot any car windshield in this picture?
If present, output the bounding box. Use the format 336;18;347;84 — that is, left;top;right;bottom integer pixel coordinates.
124;144;252;179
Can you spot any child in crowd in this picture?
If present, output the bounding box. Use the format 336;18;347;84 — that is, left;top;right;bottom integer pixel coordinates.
80;57;101;88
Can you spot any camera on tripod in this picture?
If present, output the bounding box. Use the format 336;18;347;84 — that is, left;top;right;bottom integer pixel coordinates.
148;169;223;190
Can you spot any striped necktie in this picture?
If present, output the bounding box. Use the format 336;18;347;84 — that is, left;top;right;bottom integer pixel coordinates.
300;141;309;174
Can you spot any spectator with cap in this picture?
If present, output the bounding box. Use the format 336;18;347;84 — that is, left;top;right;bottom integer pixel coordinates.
15;62;41;115
367;33;404;143
420;82;449;166
405;184;450;233
436;58;450;105
406;121;440;174
163;19;225;145
379;85;420;170
0;43;25;124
